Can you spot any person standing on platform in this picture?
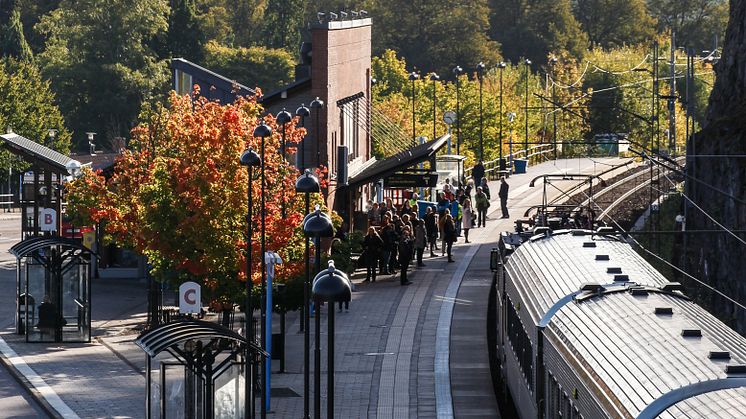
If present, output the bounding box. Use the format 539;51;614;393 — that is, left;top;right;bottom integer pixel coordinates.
480;178;491;200
424;206;438;256
475;187;490;227
398;226;415;285
472;161;485;190
499;177;510;219
462;199;474;243
443;213;457;262
414;219;427;267
362;227;383;282
450;195;462;237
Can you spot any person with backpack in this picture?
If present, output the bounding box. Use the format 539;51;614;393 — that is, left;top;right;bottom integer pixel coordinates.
475;186;490;228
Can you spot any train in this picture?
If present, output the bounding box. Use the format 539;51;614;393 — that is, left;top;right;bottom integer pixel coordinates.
492;227;746;418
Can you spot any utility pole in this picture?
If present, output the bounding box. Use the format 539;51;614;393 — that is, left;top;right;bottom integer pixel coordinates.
669;29;677;157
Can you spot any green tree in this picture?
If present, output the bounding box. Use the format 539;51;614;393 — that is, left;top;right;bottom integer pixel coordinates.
572;0;655;49
16;0;60;52
492;0;587;64
0;59;71;175
202;40;294;91
164;0;205;61
262;0;303;51
36;0;170;150
647;0;728;52
2;8;32;61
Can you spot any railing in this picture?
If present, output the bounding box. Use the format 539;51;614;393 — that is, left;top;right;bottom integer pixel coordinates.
0;194;14;212
465;144;555;181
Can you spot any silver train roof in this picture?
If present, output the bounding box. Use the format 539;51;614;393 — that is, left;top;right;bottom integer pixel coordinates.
504;231;746;418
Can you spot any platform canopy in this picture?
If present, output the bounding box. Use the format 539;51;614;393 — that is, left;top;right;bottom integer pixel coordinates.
135;318;268;358
346;134;450;188
0;133;81;175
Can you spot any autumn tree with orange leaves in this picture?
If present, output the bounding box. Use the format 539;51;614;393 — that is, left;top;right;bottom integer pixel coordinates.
67;91;332;308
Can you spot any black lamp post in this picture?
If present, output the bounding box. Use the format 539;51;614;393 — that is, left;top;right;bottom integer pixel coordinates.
311;261;350;419
548;57;558;160
497;62;506;169
253;120;272;419
276;109;292;218
476;62;485;160
295;170;320;419
452;66;463;184
430;73;440;141
524;58;532;153
310;98;324;168
296;104;310;169
302;209;333;419
409;72;419;146
239;147;261;419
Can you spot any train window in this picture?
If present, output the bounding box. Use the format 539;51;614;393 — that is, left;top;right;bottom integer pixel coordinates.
506;296;533;389
572;406;580;419
563;393;570;418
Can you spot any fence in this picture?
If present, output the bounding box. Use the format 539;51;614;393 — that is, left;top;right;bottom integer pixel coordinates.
464;144;555;181
0;193;13;212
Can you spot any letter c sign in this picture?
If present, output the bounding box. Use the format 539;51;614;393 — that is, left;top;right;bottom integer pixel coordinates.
179;281;201;314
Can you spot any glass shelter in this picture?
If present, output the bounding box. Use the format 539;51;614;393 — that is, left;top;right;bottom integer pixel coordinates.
12;236;93;343
136;319;267;419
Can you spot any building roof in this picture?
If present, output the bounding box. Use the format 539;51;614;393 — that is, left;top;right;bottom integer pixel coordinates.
171;58;255;96
347;134;450;187
258;77;312;108
504;231;746;418
71;152;120;173
0;133;78;174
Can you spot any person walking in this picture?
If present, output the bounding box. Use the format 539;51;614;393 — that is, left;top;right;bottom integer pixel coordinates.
472;161;486;190
381;221;397;275
414;219;427;267
362;227;383;282
450;195;462;237
480;178;491;200
443;213;457;263
462;199;474;243
398;226;415;285
424;206;438;256
499;177;510;219
475;186;490;227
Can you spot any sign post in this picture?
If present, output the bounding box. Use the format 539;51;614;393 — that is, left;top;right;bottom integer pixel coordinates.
179;281;201;314
264;251;283;412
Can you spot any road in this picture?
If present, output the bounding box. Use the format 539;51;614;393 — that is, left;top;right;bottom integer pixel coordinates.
0;359;47;418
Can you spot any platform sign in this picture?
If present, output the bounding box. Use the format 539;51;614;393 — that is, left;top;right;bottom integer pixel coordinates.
179;281;201;314
384;172;438;188
39;208;57;232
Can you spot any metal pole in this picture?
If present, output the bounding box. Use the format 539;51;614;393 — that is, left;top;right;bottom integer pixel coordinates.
432;79;437;141
479;75;483;160
525;61;530;152
552;80;557;160
260;133;267;419
301;115;306;169
303;195;310;419
412;78;416;146
246;164;255;419
316;112;320;167
314;296;321;419
499;67;503;167
281;123;286;218
669;30;677;157
327;301;335;419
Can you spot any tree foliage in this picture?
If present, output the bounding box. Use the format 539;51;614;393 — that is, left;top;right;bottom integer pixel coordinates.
202;40;295;91
36;0;170;150
647;0;728;52
2;8;32;61
67;92;329;306
573;0;655;49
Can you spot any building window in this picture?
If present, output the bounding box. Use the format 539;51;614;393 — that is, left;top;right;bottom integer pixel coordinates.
175;69;193;96
506;296;533;389
339;94;363;160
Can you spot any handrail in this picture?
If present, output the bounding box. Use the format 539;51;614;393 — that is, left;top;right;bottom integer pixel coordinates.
465;144;554;180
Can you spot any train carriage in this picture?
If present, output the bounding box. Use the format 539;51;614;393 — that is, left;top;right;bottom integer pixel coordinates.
494;229;746;419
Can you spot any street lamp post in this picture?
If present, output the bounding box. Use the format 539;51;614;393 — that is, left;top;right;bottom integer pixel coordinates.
452;65;463;184
311;261;350;419
295;104;310;170
524;59;532;153
409;72;419;146
295;170;320;419
310;98;324;168
252;120;272;419
497;62;506;169
302;209;334;419
476;62;485;161
430;73;440;141
507;112;516;174
548;57;558;160
47;129;57;148
239;147;261;419
276;109;292;218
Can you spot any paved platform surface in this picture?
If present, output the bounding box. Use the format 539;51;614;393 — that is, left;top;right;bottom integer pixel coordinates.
0;157;628;418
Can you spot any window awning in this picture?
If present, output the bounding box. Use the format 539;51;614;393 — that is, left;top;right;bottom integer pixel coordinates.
347;134;450;188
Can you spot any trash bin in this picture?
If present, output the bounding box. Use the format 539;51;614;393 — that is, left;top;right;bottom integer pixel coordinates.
416;200;436;218
513;158;528;174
